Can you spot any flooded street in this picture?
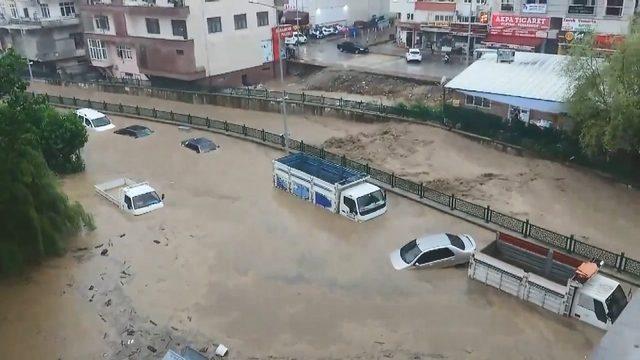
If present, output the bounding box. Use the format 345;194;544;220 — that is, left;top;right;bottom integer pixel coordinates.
0;115;601;359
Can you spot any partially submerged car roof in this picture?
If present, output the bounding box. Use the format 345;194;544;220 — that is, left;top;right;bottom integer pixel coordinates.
183;137;218;152
416;233;452;251
76;108;106;120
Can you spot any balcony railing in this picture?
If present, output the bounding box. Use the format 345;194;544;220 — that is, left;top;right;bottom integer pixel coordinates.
1;15;80;28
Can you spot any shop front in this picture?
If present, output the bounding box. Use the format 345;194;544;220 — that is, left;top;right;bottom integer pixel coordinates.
557;18;625;54
483;14;550;53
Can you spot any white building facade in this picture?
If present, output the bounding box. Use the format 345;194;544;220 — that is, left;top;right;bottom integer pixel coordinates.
81;0;277;85
293;0;389;26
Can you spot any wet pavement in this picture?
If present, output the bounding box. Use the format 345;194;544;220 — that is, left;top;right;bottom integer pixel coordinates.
296;37;466;82
0;114;602;359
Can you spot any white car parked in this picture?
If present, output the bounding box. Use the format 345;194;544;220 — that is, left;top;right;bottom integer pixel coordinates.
285;31;308;45
406;48;423;63
322;26;337;36
75;108;115;132
389;233;476;270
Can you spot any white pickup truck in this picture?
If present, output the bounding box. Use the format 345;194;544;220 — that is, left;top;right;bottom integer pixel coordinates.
95;178;164;215
469;232;630;330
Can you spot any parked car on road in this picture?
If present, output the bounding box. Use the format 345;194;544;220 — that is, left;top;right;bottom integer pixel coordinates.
389;233;476;270
322;26;338;36
406;48;423;63
337;41;369;54
75;108;115;132
181;137;218;153
284;31;307;45
309;27;325;39
114;125;154;138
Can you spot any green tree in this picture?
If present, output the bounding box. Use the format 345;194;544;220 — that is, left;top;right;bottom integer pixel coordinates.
566;29;640;156
0;49;93;275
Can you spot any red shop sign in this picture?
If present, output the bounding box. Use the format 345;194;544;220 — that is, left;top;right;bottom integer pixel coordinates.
490;14;550;38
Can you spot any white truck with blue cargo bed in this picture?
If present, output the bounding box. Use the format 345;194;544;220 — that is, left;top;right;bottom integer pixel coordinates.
273;153;387;222
469;232;630;330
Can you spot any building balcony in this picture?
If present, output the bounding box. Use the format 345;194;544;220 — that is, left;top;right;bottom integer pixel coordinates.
80;0;189;17
35;48;86;62
0;15;80;30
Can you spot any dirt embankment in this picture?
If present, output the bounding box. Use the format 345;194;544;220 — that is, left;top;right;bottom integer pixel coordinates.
323;123;640;255
302;68;441;104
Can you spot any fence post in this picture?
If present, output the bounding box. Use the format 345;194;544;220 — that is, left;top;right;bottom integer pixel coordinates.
568;235;575;253
391;172;396;188
365;163;370;175
261;129;265;141
266;89;270;99
206;117;211;128
419;183;424;198
321;148;325;159
119;103;123;112
359;101;363;110
450;194;455;210
136;106;140;116
321;95;325;105
523;219;530;237
339;97;343;108
242;124;247;135
224;121;229;132
341;155;346;167
87;99;92;108
485;205;491;223
280;134;285;147
103;101;107;110
45;93;49;102
170;111;175;121
617;252;625;272
72;97;77;105
379;101;383;113
153;108;157;118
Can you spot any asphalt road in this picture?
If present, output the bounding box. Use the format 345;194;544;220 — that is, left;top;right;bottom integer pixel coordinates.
295;36;466;82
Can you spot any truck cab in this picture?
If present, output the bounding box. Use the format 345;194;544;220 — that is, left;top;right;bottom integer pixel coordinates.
571;273;629;330
339;183;387;222
121;183;164;216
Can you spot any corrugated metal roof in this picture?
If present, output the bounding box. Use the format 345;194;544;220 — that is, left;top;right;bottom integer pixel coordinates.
445;52;572;103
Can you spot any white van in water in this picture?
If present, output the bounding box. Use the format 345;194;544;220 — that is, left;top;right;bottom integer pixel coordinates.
75;108;115;132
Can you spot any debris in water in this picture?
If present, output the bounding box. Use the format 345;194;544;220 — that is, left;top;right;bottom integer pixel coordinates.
94;244;104;249
187;316;192;322
127;329;135;336
147;345;157;353
199;346;209;353
74;247;89;252
89;294;96;302
374;341;385;345
170;326;178;331
100;249;108;256
153;240;161;244
215;344;229;357
98;314;107;323
88;285;95;291
149;320;158;326
105;299;112;307
103;332;107;339
119;233;126;238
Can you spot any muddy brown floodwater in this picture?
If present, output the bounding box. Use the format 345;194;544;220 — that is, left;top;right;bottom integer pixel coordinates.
0;115;601;359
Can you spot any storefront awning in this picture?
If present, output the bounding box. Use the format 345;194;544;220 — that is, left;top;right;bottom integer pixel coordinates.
482;34;544;51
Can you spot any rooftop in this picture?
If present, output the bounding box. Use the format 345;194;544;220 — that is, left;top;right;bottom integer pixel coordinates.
445;52;573;113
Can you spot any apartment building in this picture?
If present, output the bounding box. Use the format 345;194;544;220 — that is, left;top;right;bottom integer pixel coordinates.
390;0;635;54
81;0;277;86
291;0;389;26
0;0;85;74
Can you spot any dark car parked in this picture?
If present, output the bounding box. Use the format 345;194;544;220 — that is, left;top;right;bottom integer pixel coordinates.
337;41;369;54
181;137;218;153
114;125;154;138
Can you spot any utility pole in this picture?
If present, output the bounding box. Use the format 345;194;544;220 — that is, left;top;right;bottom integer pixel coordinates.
466;0;472;65
249;0;290;153
296;0;299;28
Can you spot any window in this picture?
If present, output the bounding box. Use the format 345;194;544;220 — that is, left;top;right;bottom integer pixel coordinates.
84;118;92;127
59;2;75;17
396;12;401;19
22;7;28;18
526;0;547;3
466;95;491;108
124;195;132;210
578;295;595;310
400;240;422;264
39;4;50;18
257;11;269;26
501;0;514;11
207;16;222;33
415;248;455;265
406;13;414;20
343;197;356;214
94;15;110;31
605;0;624;16
9;3;18;18
145;18;160;34
71;32;84;49
447;234;466;250
116;44;132;59
569;0;596;14
171;19;187;38
204;0;219;2
594;300;608;323
435;15;454;22
234;13;247;30
176;49;184;55
87;39;107;60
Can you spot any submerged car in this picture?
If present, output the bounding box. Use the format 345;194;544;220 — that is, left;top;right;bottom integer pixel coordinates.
75;108;115;132
390;233;476;270
114;125;154;138
181;137;218;153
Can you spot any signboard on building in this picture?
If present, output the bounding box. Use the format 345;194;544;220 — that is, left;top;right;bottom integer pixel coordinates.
561;18;597;32
521;3;547;13
490;14;550;38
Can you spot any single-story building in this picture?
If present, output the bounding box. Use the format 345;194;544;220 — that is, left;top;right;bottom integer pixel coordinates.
444;50;573;129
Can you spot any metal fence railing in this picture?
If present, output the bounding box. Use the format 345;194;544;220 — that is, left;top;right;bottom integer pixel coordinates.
42;92;640;280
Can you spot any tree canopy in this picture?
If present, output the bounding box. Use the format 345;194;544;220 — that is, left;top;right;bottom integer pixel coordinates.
0;49;93;275
566;27;640;156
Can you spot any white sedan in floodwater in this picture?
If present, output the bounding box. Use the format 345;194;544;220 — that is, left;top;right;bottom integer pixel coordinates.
390;233;476;270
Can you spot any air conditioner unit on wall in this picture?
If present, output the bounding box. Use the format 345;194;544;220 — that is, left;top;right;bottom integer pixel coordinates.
496;48;515;63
